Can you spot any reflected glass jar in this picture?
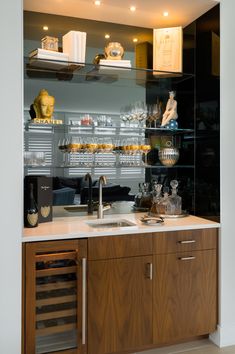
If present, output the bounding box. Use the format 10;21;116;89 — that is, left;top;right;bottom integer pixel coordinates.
105;42;124;60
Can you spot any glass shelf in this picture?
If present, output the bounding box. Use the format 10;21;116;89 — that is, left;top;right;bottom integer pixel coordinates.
24;121;194;135
25;57;194;85
24;164;194;169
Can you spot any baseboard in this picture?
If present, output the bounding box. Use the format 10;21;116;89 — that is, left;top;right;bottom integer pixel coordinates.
210;324;235;347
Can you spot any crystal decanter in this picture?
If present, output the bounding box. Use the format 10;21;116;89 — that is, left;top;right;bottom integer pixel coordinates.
168;180;182;215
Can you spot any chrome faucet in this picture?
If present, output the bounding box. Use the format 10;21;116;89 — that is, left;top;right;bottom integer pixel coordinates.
97;175;107;219
85;173;93;215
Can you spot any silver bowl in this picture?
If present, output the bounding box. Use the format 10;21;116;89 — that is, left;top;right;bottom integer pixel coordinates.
158;147;179;167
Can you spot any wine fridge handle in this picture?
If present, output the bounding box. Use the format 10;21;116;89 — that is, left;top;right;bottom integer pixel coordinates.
82;258;87;345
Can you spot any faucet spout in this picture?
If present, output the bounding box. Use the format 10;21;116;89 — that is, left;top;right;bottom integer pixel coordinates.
85;173;93;215
98;175;107;219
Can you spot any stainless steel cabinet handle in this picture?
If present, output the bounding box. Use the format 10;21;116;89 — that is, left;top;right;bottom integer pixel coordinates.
82;258;87;345
145;263;153;280
178;256;196;261
178;240;196;244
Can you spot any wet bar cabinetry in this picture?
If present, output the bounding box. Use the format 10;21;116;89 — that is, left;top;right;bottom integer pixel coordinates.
87;233;153;354
153;229;217;345
23;228;218;354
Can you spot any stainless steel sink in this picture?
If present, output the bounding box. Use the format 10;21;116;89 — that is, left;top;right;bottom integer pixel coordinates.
86;218;137;229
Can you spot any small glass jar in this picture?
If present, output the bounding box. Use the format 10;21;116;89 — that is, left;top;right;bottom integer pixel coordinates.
41;36;59;52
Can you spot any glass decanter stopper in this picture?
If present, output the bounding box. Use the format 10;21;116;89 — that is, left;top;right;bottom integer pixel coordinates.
168;180;182;215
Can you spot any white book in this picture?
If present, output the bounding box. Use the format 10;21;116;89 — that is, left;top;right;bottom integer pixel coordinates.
29;54;69;69
101;59;131;64
76;32;81;62
81;32;87;63
63;31;87;63
29;48;68;60
99;59;131;68
31;53;69;61
63;31;74;62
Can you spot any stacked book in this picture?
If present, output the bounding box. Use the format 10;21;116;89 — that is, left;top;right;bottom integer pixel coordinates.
62;31;87;63
99;59;131;69
29;48;69;69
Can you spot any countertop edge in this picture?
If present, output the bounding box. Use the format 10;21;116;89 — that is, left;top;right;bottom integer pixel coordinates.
22;216;220;243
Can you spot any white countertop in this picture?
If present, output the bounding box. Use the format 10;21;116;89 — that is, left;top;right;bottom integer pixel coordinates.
23;213;220;243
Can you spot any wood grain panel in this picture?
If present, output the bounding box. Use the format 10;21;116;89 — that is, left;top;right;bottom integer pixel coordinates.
153;228;217;255
88;256;153;354
30;239;85;253
36;308;77;321
36;294;77;307
25;243;37;354
44;350;78;354
35;251;77;262
36;280;76;291
36;266;77;277
36;323;76;336
153;249;217;344
88;233;152;260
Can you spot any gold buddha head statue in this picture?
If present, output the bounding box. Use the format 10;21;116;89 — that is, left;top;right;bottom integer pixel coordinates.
33;89;55;120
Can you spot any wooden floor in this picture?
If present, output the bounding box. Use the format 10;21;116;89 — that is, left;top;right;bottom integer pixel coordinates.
137;339;235;354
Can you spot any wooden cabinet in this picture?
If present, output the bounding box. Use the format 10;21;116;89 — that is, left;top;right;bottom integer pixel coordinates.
87;234;153;354
23;228;218;354
153;228;218;345
153;228;217;254
23;239;87;354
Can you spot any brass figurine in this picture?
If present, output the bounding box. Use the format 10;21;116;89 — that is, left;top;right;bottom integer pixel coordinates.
33;89;55;120
29;89;62;124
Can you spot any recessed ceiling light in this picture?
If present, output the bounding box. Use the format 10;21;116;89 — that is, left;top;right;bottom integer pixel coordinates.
105;34;110;39
163;11;169;17
133;38;138;43
43;26;49;31
130;5;136;12
94;0;101;6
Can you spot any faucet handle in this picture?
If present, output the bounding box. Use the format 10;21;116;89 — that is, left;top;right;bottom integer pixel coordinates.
99;175;107;185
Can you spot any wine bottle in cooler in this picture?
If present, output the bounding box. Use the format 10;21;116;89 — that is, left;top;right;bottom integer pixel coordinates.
24;183;38;228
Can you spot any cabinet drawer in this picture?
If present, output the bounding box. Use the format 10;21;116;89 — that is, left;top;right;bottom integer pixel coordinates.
153;228;217;255
88;233;152;260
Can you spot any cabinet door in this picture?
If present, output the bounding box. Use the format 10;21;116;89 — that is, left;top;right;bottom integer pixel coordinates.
88;256;153;354
153;249;217;344
24;239;87;354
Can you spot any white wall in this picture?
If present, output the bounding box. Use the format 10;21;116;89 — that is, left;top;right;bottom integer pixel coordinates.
210;0;235;347
0;0;23;353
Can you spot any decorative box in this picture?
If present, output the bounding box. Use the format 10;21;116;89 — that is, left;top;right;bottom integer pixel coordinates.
41;36;59;52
